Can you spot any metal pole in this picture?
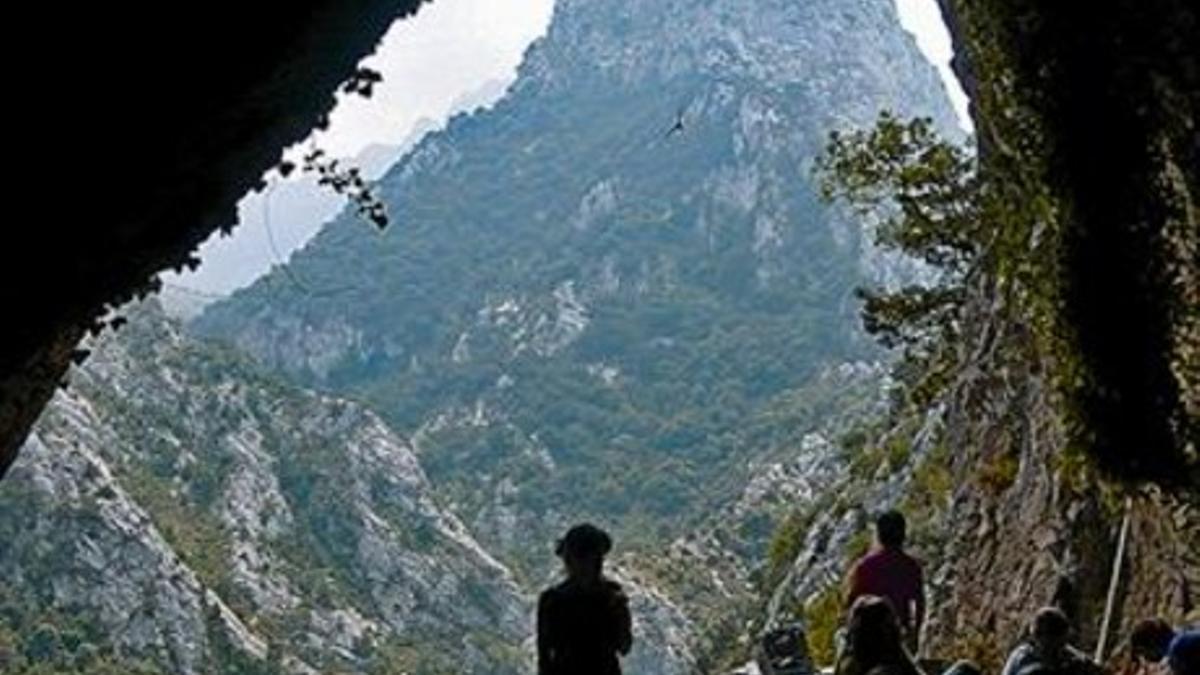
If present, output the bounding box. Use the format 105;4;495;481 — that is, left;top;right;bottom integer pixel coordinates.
1095;496;1133;663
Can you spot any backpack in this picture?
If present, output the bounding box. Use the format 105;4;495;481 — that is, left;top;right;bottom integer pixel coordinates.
757;623;816;675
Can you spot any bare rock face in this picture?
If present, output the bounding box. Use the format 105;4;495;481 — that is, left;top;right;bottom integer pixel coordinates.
917;364;1200;670
0;303;531;673
763;297;1200;673
3;430;265;675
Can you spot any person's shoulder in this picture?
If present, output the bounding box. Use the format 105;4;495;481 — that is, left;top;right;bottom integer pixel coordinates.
1173;627;1200;643
1004;642;1035;666
539;581;570;605
603;579;628;601
1009;642;1033;655
1003;645;1041;675
1168;629;1199;663
852;548;881;569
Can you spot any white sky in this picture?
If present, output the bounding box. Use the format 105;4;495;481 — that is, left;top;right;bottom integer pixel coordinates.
314;0;970;158
895;0;972;131
166;0;970;300
309;0;557;158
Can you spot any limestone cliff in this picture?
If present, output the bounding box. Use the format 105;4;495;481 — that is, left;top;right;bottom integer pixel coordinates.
0;303;529;673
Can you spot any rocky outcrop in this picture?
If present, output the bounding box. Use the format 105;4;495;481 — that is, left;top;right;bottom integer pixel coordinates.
915;321;1199;670
916;0;1200;663
764;291;1200;673
0;304;531;673
1;429;267;674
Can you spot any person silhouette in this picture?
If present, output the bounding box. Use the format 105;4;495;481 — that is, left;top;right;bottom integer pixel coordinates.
1131;618;1178;674
834;595;924;675
1130;617;1199;675
1000;606;1102;675
537;523;633;675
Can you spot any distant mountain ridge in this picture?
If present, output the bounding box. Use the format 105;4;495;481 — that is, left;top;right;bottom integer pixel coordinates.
162;116;443;298
195;0;956;568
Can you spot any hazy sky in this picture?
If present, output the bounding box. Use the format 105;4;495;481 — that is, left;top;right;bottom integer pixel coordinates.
310;0;557;158
165;0;556;298
166;0;970;299
895;0;971;131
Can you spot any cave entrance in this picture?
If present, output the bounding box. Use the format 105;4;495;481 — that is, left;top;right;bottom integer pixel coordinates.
0;1;985;673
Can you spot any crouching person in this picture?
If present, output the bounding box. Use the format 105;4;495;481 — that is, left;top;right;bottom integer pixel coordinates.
1002;607;1103;675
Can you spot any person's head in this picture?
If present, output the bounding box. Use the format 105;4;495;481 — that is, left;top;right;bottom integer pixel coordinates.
846;595;907;665
876;510;907;549
556;523;612;581
1029;606;1072;657
1167;629;1197;675
1130;618;1175;663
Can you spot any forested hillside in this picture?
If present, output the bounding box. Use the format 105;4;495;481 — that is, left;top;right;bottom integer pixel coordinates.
195;0;959;577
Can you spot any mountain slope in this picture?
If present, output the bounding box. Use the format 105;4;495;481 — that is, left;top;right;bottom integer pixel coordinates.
195;0;958;577
0;304;530;674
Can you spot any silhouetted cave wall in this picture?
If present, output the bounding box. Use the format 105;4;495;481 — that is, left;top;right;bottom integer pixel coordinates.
2;1;429;476
917;1;1199;664
936;0;1199;487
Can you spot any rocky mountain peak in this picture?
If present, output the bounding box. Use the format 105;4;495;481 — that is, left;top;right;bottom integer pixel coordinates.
517;0;955;132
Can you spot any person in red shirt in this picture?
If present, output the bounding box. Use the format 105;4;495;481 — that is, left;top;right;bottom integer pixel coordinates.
846;510;925;654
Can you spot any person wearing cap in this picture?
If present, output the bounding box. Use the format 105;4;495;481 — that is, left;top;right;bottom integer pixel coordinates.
537;523;633;675
1130;617;1199;675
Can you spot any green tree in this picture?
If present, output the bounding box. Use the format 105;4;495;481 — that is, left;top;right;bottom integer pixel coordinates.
817;113;985;406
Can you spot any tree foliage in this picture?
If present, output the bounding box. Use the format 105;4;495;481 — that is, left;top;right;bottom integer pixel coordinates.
817;113;985;406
